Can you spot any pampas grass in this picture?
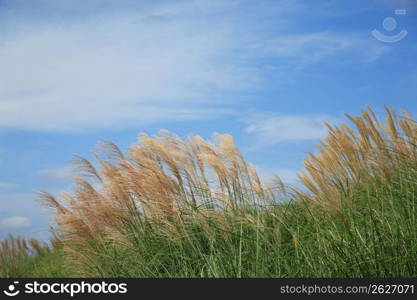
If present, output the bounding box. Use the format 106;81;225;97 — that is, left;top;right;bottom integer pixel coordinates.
299;105;417;209
2;105;417;277
0;235;53;277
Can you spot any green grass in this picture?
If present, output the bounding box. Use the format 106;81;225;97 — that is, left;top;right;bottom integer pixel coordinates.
3;166;417;278
29;166;412;278
0;247;71;278
4;105;417;279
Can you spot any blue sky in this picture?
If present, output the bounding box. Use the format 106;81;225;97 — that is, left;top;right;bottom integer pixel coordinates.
0;0;416;240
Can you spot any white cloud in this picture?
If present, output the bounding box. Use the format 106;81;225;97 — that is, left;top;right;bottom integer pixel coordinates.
245;114;338;147
0;216;31;229
0;3;253;132
274;168;300;184
0;1;389;133
0;182;19;190
254;32;390;67
255;165;300;185
38;165;76;182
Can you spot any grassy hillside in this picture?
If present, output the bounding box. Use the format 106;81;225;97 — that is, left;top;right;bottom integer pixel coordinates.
1;106;417;277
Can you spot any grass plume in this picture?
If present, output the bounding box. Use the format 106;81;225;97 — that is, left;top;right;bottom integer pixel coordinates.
1;105;417;277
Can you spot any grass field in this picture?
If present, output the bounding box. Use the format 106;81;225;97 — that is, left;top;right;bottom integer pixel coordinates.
1;106;416;278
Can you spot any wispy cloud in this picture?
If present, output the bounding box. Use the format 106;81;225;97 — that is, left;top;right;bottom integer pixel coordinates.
0;2;251;132
255;165;300;184
0;216;31;229
244;113;338;147
38;165;76;182
0;1;389;133
254;32;390;68
0;192;52;238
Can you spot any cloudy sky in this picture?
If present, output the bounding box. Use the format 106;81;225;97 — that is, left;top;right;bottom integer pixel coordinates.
0;0;416;240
